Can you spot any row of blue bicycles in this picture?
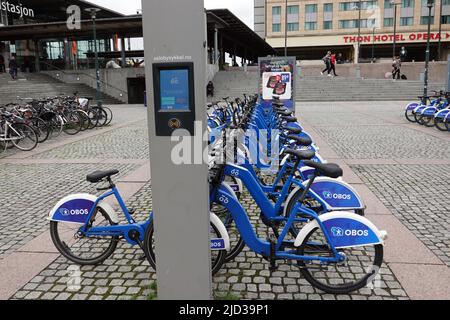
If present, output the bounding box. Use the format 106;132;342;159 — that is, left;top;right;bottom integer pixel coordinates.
48;94;387;294
404;90;450;131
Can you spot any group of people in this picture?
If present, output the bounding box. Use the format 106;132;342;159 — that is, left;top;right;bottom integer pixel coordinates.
0;54;18;80
321;51;338;77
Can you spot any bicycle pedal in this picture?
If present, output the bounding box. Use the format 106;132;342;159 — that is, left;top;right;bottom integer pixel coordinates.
129;208;136;215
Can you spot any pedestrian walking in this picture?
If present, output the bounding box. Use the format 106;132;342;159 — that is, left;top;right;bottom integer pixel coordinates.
392;56;401;80
329;53;338;77
0;54;5;73
8;56;18;80
321;51;331;75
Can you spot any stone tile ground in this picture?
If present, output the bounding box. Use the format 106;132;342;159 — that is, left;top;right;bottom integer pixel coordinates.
352;164;450;266
12;183;408;300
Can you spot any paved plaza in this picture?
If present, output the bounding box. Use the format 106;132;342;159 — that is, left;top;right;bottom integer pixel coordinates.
0;101;449;300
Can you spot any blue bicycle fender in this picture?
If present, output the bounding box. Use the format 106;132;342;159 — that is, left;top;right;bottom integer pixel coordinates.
48;193;119;224
405;102;419;111
294;211;387;249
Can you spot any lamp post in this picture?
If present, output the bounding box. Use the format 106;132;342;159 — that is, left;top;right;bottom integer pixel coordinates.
423;0;434;104
284;0;288;57
437;0;443;60
371;26;376;62
85;7;102;107
391;0;400;59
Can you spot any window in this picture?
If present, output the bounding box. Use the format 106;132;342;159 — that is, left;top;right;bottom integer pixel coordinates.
420;16;434;24
339;2;355;11
272;23;281;32
287;23;299;31
384;17;394;26
384;0;394;8
305;4;318;13
323;21;333;29
339;19;358;28
361;1;378;9
400;17;414;25
360;18;377;27
272;6;281;15
401;0;414;8
443;0;450;5
421;0;434;6
324;3;333;12
305;22;317;30
287;5;299;14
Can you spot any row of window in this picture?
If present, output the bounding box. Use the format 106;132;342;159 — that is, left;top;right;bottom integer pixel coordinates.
273;15;450;31
273;0;450;16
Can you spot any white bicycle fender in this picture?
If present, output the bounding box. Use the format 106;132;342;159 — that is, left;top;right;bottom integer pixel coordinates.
210;212;230;251
294;211;387;248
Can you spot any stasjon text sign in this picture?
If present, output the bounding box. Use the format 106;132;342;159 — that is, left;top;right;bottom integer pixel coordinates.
0;1;34;19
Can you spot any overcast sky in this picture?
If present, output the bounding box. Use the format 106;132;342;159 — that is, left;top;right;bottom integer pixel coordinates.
87;0;254;29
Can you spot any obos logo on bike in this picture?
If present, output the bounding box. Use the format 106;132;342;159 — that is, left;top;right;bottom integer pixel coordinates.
53;199;95;224
323;191;352;200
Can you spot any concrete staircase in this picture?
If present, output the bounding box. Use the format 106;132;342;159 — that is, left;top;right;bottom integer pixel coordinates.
211;70;446;102
0;72;122;105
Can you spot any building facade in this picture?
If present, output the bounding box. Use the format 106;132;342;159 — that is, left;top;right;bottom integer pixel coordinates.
255;0;450;62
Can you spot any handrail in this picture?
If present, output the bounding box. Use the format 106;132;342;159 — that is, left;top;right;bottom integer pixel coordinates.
39;61;128;96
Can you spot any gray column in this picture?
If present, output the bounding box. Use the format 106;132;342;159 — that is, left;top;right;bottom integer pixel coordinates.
214;27;219;65
34;40;40;72
447;54;450;91
142;0;212;300
121;37;126;67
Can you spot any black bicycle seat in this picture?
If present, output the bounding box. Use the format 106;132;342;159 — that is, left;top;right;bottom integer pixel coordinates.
86;170;119;183
302;161;343;179
284;149;315;160
283;126;302;134
282;116;298;123
287;134;312;146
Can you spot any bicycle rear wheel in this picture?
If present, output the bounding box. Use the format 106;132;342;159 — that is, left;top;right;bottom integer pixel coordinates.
30;117;51;143
143;220;226;275
50;207;118;265
103;106;113;126
92;107;108;127
297;227;383;294
63;112;82;135
10;123;38;151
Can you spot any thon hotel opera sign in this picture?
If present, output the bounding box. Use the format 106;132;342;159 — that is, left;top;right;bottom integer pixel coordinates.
0;1;35;19
343;32;450;44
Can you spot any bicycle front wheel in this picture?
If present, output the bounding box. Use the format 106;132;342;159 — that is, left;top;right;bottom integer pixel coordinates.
143;220;226;275
63;112;82;135
50;207;118;265
297;227;383;294
10;123;38;151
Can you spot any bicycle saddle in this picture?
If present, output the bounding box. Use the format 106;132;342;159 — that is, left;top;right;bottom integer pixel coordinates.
283;126;302;134
302;161;343;179
86;169;119;183
287;134;312;146
282;116;297;123
272;101;284;107
278;110;293;116
284;149;315;160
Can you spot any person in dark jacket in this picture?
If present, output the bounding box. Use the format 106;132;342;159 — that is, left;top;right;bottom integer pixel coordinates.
9;56;18;80
392;56;401;80
207;81;214;97
0;54;5;73
321;51;331;75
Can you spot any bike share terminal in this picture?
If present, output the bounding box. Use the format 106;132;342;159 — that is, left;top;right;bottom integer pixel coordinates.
142;0;212;300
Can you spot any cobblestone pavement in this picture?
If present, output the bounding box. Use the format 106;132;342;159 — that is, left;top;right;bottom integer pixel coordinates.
12;183;409;300
0;163;137;258
4;101;449;300
32;122;149;160
352;164;450;266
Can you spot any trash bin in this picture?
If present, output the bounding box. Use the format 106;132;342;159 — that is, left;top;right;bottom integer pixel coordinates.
144;91;147;107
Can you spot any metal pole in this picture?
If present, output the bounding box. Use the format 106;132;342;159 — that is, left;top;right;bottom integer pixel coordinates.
357;0;361;63
284;0;288;57
423;1;433;104
393;2;397;59
371;27;375;62
92;16;102;107
438;0;443;60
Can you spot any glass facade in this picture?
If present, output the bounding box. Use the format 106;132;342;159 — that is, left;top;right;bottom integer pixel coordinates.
305;22;317;29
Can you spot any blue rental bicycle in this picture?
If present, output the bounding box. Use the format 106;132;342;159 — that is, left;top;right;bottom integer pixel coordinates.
48;170;230;275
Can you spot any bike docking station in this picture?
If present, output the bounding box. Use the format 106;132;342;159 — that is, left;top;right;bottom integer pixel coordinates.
141;0;213;299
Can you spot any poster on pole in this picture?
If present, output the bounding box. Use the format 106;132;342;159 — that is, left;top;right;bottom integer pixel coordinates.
258;56;296;111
